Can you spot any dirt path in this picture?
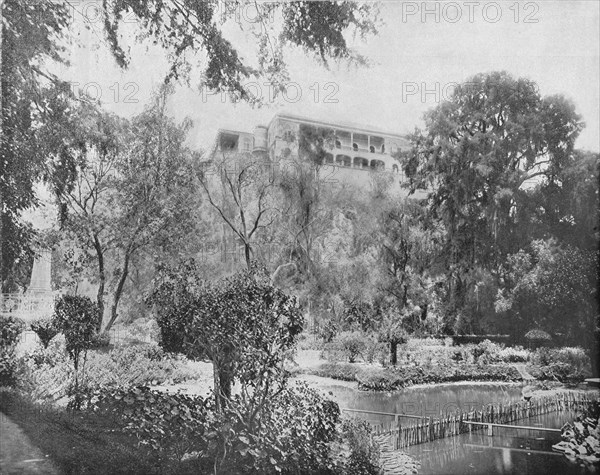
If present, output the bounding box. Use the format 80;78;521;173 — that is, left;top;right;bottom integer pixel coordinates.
0;412;60;475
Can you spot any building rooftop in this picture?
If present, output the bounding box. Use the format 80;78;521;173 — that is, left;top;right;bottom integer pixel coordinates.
215;112;409;141
269;112;408;140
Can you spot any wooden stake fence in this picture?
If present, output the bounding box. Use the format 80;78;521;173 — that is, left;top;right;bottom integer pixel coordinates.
364;391;596;450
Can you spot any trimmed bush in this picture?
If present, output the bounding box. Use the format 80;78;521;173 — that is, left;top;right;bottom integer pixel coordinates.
53;295;102;368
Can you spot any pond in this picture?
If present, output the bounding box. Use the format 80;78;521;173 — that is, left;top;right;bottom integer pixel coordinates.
404;409;592;475
316;380;525;422
304;377;599;475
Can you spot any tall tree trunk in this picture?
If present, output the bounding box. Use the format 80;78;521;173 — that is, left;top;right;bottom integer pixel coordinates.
390;341;398;366
0;0;5;293
103;250;131;333
213;353;233;412
244;242;251;269
92;234;105;331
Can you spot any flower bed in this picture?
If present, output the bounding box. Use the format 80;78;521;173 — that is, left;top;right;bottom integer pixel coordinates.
309;362;522;391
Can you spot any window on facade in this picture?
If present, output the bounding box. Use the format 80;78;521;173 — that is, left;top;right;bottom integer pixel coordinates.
283;130;295;143
336;155;351;167
219;133;239;151
392;164;399;173
243;139;251;151
370;159;385;170
381;144;385;153
353;157;369;169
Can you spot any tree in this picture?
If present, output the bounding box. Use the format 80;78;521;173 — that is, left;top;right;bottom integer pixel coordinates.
404;71;584;328
199;150;278;269
52;295;101;396
148;261;304;412
375;199;440;313
496;239;599;375
378;310;408;366
54;88;201;332
2;0;380;294
1;0;77;292
533;150;599;251
100;1;379;101
277;124;339;278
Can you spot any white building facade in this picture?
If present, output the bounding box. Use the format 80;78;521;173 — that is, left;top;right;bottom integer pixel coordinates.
213;112;416;193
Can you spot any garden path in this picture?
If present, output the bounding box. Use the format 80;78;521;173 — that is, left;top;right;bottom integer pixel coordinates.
512;363;535;381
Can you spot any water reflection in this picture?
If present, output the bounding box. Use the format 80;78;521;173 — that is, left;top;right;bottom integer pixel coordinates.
405;410;596;475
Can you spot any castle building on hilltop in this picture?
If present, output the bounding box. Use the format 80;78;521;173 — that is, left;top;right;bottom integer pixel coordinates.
208;113;425;264
212;112;415;190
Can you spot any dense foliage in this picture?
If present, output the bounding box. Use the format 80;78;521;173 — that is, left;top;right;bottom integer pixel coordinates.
30;318;58;348
101;1;379;102
0;0;75;291
52;295;101;400
148;261;304;410
0;315;24;385
89;381;377;474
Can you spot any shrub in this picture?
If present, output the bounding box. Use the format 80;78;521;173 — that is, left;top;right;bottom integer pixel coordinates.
16;340;196;403
322;331;372;363
89;382;344;475
89;332;111;349
0;316;24;386
53;295;101;371
321;340;346;363
17;335;73;401
90;386;207;463
0;315;24;347
148;262;303;412
498;345;530;363
82;344;196;388
363;337;386;364
313;362;362;382
0;351;19;387
338;331;368;363
30;319;58;348
356;364;522;391
214;382;341;474
473;339;503;364
336;419;380;475
530;347;590;383
451;346;475;364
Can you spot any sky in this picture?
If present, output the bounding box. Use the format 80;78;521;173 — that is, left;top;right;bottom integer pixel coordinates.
58;0;600;153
